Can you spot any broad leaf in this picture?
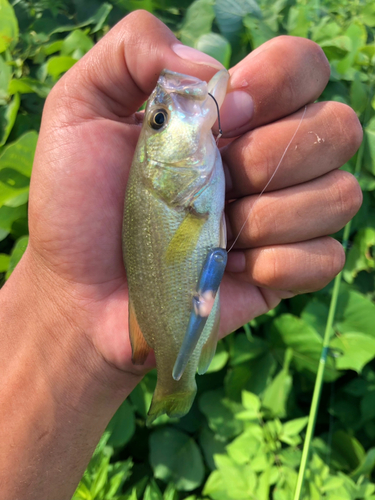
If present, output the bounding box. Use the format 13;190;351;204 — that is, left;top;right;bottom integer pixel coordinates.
196;33;231;68
0;0;18;53
149;427;204;491
331;332;375;373
106;399;135;448
180;0;215;47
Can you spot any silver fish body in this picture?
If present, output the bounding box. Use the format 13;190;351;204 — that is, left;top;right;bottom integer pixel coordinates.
123;69;229;423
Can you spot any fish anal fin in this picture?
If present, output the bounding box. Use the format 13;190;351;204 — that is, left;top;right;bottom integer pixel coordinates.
165;212;206;264
129;299;151;365
198;302;220;375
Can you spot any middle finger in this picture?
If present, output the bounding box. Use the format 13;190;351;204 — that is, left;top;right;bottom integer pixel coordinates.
225;169;362;249
222;101;362;199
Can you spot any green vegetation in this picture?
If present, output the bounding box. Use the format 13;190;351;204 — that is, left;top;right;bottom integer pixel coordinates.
1;0;375;498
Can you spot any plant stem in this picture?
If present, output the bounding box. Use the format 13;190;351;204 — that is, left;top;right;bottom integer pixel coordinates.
293;263;343;500
293;125;367;500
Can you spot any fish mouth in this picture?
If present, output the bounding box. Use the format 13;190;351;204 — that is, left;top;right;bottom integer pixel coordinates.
158;69;208;100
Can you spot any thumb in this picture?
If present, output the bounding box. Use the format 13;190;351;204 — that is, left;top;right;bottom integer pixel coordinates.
47;10;224;120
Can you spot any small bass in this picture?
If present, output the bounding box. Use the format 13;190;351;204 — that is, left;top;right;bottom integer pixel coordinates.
123;69;229;424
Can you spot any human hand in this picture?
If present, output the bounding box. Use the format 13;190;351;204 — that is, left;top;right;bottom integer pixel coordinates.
24;11;362;382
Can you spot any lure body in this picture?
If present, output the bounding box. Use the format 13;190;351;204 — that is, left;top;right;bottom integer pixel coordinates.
122;69;229;423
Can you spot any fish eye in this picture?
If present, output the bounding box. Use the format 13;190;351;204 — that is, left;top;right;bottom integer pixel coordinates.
150;109;168;130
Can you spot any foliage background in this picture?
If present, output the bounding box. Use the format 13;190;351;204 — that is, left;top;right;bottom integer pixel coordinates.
1;0;375;498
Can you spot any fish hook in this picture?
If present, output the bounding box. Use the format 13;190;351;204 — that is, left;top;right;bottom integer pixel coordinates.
208;92;222;143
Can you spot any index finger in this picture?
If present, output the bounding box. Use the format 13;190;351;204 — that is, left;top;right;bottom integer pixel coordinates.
216;36;331;138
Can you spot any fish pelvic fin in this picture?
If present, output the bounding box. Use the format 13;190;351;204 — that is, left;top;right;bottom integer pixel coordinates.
165;212;206;264
129;298;151;365
146;382;197;426
198;296;220;375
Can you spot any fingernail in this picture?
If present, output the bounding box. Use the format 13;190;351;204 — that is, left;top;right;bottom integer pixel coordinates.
172;43;224;70
226;251;246;273
219;91;254;133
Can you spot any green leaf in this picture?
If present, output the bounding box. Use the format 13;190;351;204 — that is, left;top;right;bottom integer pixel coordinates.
330;332;375;373
262;368;292;418
320;36;352;60
243;15;275;48
350;448;375;481
301;299;329;337
149;427;204;491
365;117;375;176
0;92;20;146
0;0;18;53
335;23;367;75
0;252;9;272
199;389;243;438
46;56;77;79
281;417;308;437
90;453;110;498
106;459;133;497
214;0;262;43
86;3;113;33
336;289;375;338
6;235;28;279
61;30;94;59
180;0;215;47
361;3;375;27
350;73;368;115
8;77;52;98
0;131;37;207
196;33;231;68
332;430;365;471
106;400;135;448
229;333;268;366
0;204;27;241
203;470;228;500
129;370;155;418
163;483;178;500
344;228;375;283
199;425;227;470
312;19;341;43
226;427;263;464
205;340;229;373
287;5;312;38
214;454;257;499
271;314;338;380
0;55;11;103
144;479;163;500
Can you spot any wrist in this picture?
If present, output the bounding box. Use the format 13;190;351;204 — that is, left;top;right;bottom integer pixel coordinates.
1;248;141;416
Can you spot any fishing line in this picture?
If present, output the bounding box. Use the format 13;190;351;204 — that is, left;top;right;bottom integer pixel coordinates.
227;104;307;253
208;92;222;143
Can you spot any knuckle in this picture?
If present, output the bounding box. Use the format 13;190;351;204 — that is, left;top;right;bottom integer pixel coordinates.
330;170;363;220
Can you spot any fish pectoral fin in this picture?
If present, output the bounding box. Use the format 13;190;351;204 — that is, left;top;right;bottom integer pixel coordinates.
129;298;151;365
165;211;207;264
172;248;227;381
198;302;220;375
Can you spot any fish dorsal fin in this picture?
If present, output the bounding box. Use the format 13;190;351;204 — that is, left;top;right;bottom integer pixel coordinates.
129;298;151;365
165;211;207;264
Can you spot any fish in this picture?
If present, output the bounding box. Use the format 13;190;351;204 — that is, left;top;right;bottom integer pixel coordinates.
122;68;229;424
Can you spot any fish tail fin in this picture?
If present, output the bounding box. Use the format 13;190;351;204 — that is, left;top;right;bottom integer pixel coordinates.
146;382;197;426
